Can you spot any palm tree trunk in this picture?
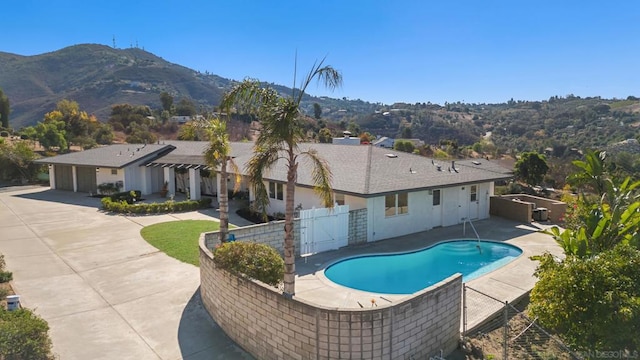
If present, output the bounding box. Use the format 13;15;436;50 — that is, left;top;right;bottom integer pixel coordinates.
283;156;298;297
218;161;229;243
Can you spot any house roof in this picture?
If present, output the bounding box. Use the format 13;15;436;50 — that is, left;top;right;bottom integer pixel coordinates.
34;144;174;168
37;141;513;196
249;144;513;196
146;140;255;169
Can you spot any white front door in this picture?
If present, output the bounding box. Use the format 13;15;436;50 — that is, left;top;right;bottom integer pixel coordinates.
458;186;469;223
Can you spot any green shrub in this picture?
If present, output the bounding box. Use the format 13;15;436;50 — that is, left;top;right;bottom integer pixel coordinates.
109;190;142;204
213;242;284;287
0;254;10;283
0;308;54;360
101;197;212;214
0;272;12;283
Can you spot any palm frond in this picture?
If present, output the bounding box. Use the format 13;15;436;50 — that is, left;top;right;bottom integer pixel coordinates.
294;57;343;105
246;145;281;216
301;149;334;208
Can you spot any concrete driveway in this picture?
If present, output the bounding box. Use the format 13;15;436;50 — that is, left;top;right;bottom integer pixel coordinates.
0;186;252;360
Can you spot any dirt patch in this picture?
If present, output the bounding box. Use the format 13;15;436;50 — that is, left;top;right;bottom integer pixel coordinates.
449;296;577;359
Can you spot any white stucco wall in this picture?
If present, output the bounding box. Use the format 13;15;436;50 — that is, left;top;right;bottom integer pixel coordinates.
96;168;124;190
366;182;494;242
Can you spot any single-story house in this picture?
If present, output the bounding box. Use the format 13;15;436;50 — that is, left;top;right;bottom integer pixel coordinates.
36;141;512;242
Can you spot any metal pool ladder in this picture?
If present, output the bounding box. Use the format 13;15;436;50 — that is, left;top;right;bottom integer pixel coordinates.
462;217;482;253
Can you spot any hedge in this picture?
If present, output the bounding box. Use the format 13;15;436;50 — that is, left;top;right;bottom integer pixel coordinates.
109;190;142;204
101;197;212;214
213;242;284;287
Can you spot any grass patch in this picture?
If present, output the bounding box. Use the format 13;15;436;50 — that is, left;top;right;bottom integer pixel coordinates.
141;220;227;266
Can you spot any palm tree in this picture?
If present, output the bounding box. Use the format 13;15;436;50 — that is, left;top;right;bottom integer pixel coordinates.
203;117;240;243
222;59;342;297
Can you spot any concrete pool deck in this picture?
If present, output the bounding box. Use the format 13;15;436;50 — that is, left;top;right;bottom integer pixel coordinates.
293;217;564;330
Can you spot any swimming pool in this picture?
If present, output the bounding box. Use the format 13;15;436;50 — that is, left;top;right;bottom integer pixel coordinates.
323;240;522;294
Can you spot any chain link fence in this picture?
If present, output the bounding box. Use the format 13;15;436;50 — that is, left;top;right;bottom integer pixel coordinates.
462;284;582;360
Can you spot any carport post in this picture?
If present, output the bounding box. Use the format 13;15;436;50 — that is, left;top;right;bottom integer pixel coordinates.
189;168;201;200
72;166;78;192
48;165;56;189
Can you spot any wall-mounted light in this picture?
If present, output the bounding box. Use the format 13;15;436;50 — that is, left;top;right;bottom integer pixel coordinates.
96;167;100;173
48;164;52;169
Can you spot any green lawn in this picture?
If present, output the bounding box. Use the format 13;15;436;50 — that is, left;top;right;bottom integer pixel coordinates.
140;220;224;266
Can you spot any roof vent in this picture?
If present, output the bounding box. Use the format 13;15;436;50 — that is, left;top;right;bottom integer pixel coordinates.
472;161;481;165
385;153;398;158
436;165;442;171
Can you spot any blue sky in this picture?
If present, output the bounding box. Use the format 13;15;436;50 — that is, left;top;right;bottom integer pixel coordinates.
5;0;640;105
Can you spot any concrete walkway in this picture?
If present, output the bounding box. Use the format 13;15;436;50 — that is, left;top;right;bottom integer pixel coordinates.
0;187;253;360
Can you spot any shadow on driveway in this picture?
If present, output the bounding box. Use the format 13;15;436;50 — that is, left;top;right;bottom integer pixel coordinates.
178;288;254;360
13;188;104;208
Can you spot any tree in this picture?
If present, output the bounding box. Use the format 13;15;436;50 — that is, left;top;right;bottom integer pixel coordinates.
175;98;196;116
394;139;415;153
514;151;548;186
313;102;322;120
401;126;412;139
204;117;240;244
0;140;41;182
35;120;67;151
222;59;342;297
44;100;99;149
529;245;640;352
547;150;640;257
317;128;333;143
531;150;640;352
159;92;173;112
0;88;9;129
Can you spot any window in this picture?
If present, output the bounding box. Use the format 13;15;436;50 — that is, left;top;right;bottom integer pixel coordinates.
111;169;117;175
470;185;477;202
385;192;409;217
269;181;283;200
385;194;396;217
398;193;408;214
433;189;441;206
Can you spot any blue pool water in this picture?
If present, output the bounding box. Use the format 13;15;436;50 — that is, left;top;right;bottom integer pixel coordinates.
324;240;522;294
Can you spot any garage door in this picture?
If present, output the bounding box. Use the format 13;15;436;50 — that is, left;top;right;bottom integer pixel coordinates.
54;165;73;191
76;166;98;193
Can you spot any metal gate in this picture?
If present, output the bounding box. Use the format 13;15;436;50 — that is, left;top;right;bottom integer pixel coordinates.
300;205;349;257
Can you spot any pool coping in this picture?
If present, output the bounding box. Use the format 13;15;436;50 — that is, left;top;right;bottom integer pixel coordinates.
293;218;564;327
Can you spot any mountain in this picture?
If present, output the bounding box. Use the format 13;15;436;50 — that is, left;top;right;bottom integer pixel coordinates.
0;44;233;127
0;44;375;128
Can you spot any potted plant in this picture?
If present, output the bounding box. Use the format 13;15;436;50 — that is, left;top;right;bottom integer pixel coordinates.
160;181;169;197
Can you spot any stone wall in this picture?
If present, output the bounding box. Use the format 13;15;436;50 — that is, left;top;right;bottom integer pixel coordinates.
348;208;368;246
199;240;462;359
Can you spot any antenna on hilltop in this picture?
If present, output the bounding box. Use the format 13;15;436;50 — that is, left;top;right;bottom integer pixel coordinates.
112;35;116;49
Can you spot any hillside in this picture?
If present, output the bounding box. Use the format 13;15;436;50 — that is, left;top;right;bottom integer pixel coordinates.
0;44;376;128
0;44;233;127
1;44;639;155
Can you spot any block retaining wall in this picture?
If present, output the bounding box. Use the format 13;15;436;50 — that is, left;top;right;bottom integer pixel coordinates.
204;209;369;256
199;239;462;359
